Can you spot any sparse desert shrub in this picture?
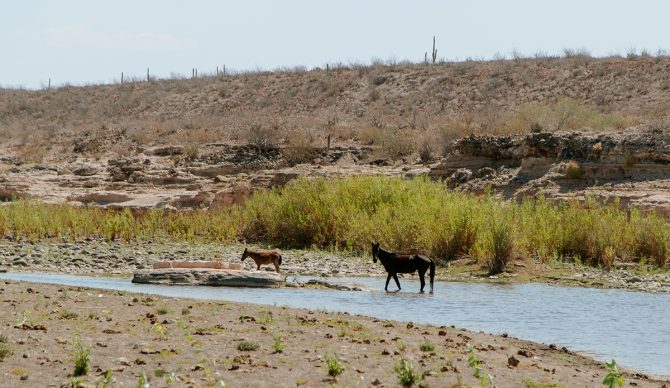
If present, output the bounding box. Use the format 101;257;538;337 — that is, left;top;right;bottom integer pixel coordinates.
368;88;381;102
272;334;285;354
419;340;434;352
137;370;149;388
394;357;420;386
325;353;344;377
0;343;12;362
591;142;604;156
156;307;169;315
72;336;91;376
184;143;199;160
603;359;625;388
59;310;79;320
247;123;280;151
564;160;583;179
236;341;259;351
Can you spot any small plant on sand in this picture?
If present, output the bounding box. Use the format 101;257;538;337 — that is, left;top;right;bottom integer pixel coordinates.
95;369;115;387
236;341;259;351
59;310;79;320
157;307;170;315
396;339;407;352
258;311;274;324
137;369;150;388
325;353;344;377
419;340;435;352
602;359;624;388
272;334;285;354
0;342;13;362
181;307;190;315
564;160;583;179
394;357;420;387
71;336;91;376
467;347;494;387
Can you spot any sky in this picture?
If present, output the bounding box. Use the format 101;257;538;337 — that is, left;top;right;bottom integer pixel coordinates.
2;0;670;89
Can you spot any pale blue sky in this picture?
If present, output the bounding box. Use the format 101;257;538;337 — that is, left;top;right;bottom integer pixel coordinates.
3;0;669;89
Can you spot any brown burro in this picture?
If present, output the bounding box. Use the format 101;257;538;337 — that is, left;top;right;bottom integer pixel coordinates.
241;248;283;273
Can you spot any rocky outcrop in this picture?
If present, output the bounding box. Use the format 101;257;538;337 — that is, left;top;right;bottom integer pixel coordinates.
432;131;670;182
132;268;283;287
430;131;670;217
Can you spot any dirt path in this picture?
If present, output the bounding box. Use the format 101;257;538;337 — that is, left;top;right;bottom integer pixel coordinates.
0;280;667;387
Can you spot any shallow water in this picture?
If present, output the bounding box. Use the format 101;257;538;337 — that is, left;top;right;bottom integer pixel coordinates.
1;272;669;377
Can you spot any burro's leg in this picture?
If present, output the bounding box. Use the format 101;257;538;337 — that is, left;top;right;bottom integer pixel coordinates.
418;269;426;293
392;273;401;291
385;273;392;292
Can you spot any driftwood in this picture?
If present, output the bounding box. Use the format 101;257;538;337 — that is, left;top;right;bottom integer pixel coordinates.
152;261;242;270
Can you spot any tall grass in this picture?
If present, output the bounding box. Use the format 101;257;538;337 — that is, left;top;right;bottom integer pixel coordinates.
0;176;668;268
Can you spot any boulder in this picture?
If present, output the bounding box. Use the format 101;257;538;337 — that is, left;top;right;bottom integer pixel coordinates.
0;188;27;202
209;185;253;211
132;268;283;287
73;165;98;176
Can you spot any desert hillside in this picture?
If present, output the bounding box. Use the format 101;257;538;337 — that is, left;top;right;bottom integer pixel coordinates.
2;55;670;163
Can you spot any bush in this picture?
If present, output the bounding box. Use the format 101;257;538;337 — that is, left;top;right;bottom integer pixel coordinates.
419;341;434;352
236;341;259;351
72;336;91;376
0;344;12;362
564;160;583;179
394;357;420;386
632;212;669;267
325;353;344;377
0;176;668;270
487;219;514;274
272;334;285;354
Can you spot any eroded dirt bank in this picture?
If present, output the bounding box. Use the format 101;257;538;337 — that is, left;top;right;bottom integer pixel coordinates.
0;280;667;387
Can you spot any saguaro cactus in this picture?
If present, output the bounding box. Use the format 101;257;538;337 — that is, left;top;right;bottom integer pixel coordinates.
432;36;437;64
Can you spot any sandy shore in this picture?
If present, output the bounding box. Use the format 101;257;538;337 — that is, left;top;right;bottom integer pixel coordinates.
0;280;667;387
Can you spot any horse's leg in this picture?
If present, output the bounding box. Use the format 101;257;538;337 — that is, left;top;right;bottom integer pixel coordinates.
274;261;280;273
257;262;261;270
385;273;392;292
392;273;401;291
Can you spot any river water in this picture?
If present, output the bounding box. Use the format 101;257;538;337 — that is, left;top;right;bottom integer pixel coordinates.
1;272;668;377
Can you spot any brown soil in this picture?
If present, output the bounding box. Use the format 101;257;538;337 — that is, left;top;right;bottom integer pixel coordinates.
1;280;667;387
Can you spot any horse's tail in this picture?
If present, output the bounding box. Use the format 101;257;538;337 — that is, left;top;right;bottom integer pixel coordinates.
429;258;435;292
278;254;283;266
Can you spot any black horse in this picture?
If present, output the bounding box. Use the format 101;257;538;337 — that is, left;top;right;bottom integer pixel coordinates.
372;242;435;293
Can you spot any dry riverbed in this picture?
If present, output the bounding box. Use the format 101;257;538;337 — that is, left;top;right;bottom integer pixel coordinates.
0;240;669;293
1;280;668;387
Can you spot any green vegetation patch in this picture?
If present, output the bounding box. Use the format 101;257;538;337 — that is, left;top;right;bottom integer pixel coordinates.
0;175;668;268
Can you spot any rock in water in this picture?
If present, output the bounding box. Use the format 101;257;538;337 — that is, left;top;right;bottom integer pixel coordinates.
132;268;283;287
